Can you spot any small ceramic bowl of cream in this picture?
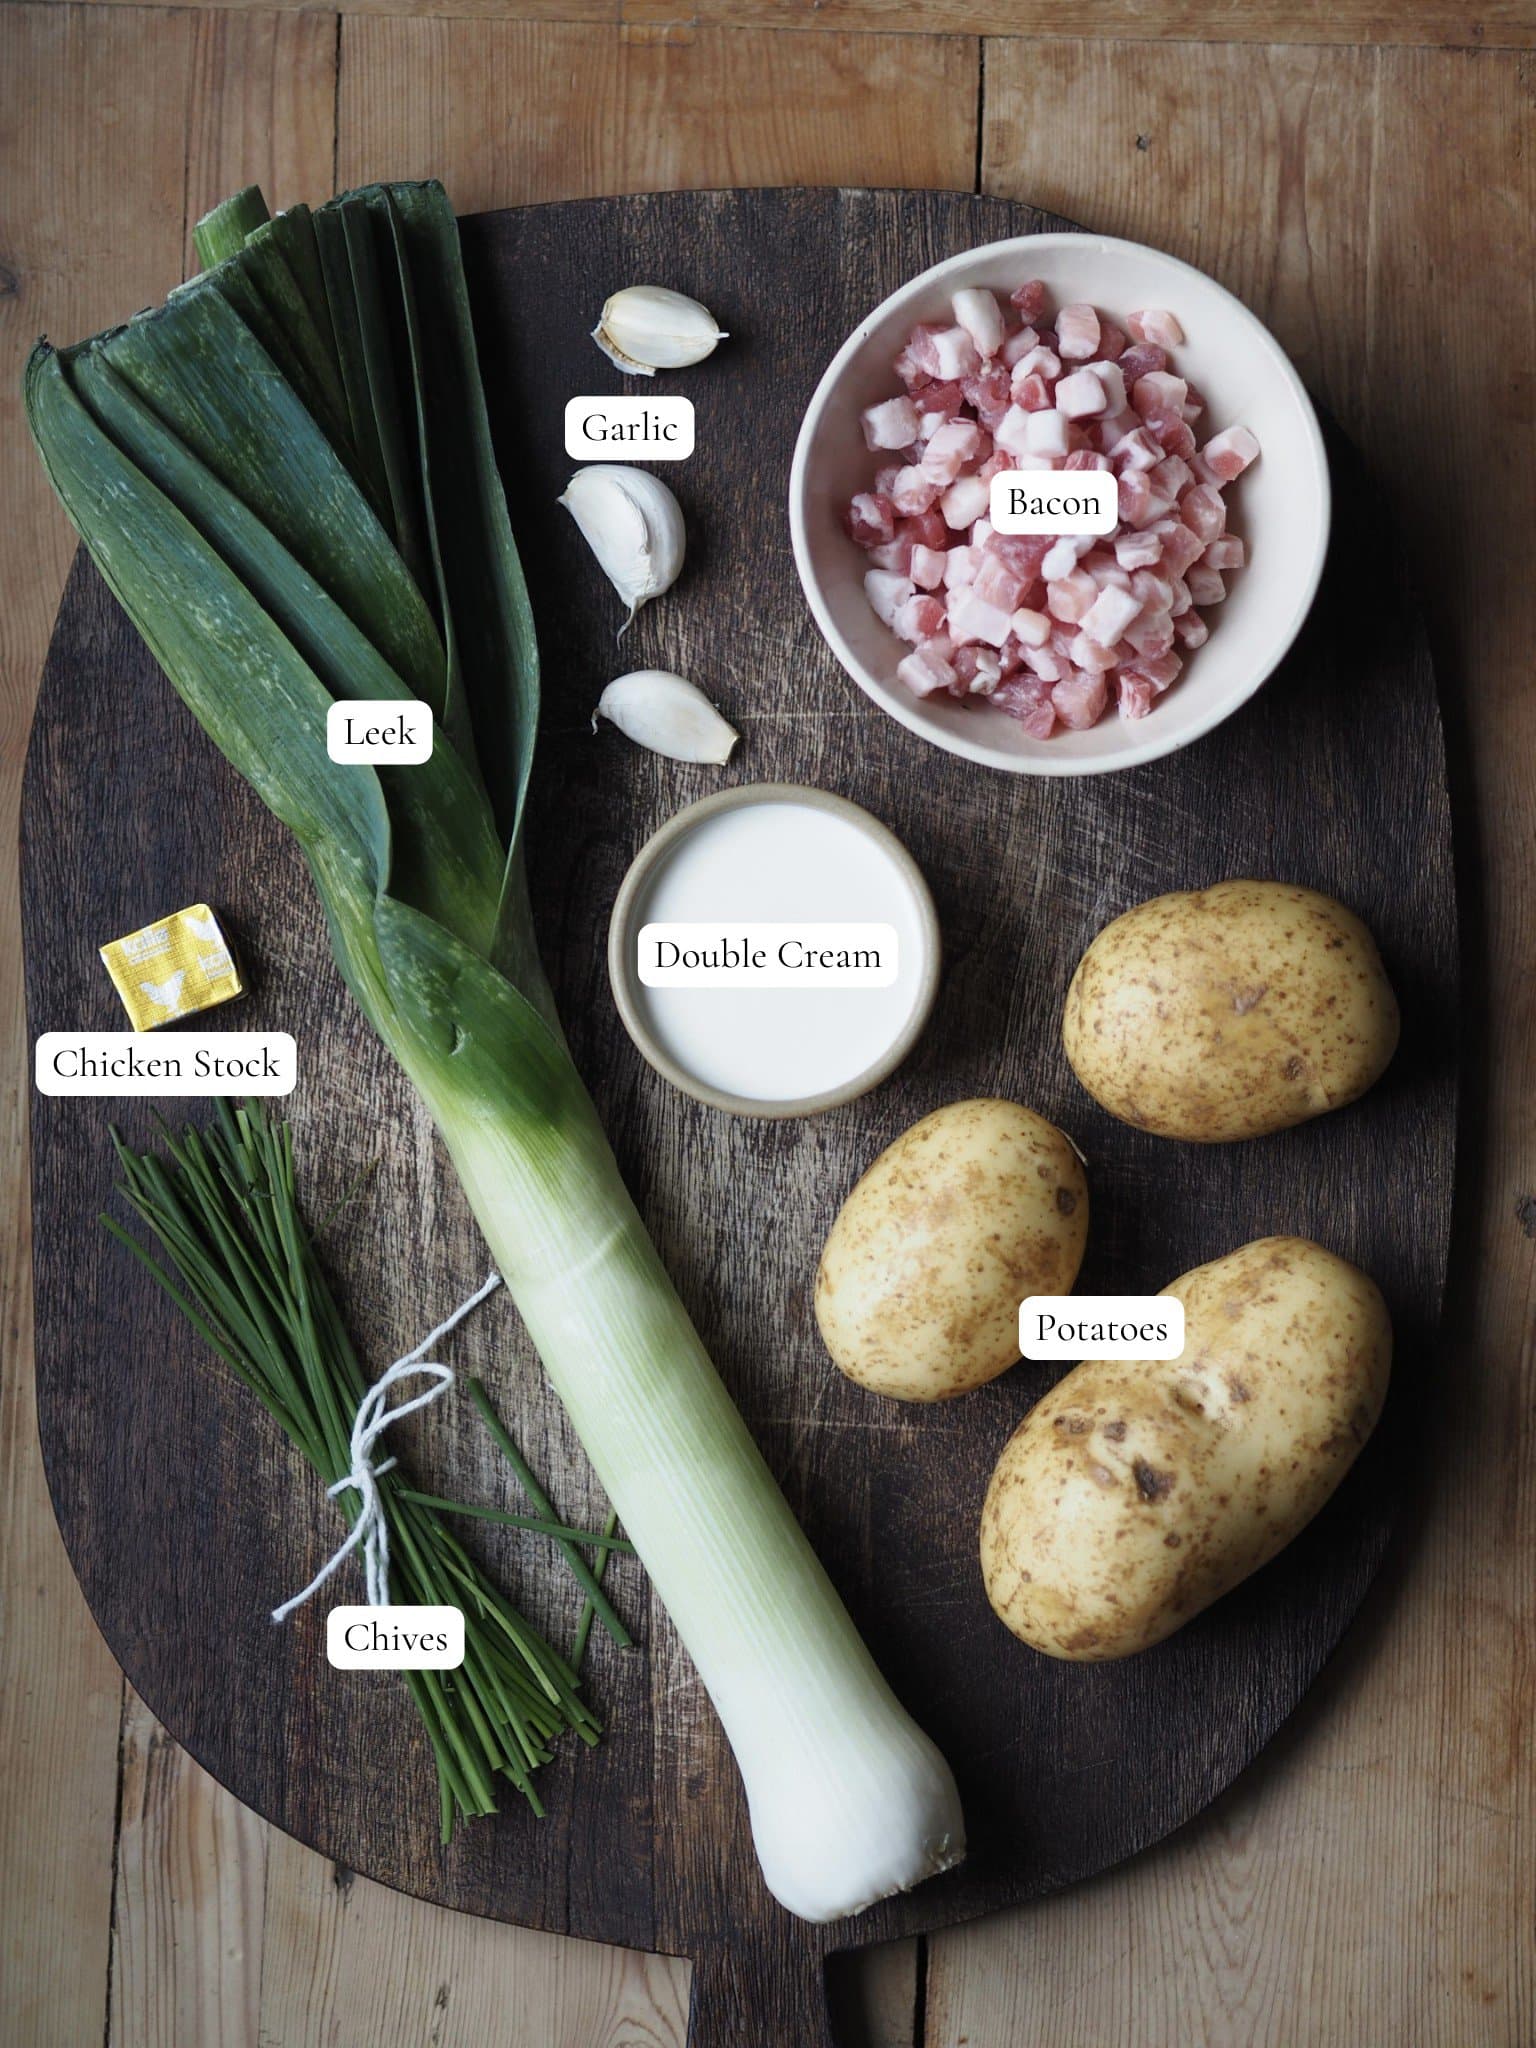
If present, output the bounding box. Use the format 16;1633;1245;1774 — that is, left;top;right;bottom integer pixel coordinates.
608;784;940;1117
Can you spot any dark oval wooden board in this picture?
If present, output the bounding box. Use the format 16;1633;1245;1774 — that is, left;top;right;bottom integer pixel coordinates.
23;189;1457;2048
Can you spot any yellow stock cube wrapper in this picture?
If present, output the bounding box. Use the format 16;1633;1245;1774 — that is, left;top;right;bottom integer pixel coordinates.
99;903;245;1032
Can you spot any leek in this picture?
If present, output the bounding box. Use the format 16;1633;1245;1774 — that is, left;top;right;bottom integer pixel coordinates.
25;179;963;1921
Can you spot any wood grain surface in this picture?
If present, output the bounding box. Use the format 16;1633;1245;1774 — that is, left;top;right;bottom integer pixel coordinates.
24;186;1454;2048
2;14;1531;2048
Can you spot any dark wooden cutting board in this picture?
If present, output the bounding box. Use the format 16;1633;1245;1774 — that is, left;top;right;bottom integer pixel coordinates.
22;189;1456;2048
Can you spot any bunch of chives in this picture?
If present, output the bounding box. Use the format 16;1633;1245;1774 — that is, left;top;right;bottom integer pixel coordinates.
105;1098;631;1840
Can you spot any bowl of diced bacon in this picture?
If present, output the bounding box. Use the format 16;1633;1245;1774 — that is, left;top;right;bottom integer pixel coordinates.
788;234;1329;775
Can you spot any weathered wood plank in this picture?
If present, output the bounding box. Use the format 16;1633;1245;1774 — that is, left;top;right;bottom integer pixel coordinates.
336;19;981;206
0;11;203;2046
256;1827;688;2048
110;1691;267;2048
37;0;1536;53
926;39;1534;2045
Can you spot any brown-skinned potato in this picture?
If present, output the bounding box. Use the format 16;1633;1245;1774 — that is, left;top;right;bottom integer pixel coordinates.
980;1236;1391;1659
815;1099;1088;1403
1062;881;1399;1143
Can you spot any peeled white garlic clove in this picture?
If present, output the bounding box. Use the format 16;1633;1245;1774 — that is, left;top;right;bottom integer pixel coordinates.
593;286;726;375
559;464;685;633
593;670;739;765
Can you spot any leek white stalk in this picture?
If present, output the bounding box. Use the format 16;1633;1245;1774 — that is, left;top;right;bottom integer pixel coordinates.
433;1087;965;1919
25;176;965;1922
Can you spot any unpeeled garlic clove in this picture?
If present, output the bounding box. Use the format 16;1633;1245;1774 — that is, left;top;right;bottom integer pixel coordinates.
559;464;685;633
593;286;726;375
593;670;739;765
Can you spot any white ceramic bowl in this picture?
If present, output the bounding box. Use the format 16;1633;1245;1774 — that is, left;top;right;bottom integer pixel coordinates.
789;233;1330;776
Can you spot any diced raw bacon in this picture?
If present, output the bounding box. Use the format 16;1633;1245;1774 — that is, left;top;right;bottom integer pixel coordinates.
1052;669;1110;728
894;592;949;643
897;642;958;698
1117;470;1155;526
852;287;1256;737
1080;583;1143;646
1010;605;1052;648
1111;427;1163;473
898;508;949;550
1124;609;1174;657
1127;308;1185;349
1013;373;1054;415
947;587;1014;647
1132;370;1189;417
1130;568;1175;612
1056;303;1101;361
940;475;990;529
1157;520;1205;577
1092;361;1128;416
1010;278;1049;323
952;643;1004;695
1046;568;1097;624
1200;425;1260;480
1056;366;1110;419
916;381;966;438
920;418;984;484
1118;672;1158;720
1150;454;1193;501
861;395;920;451
1135;649;1183;690
962;364;1013;426
899;324;945;380
989;532;1055;580
910;543;948;590
1115;529;1163;570
846;492;895;547
1158;417;1198;459
863;569;914;628
943;545;980;589
973;551;1030;613
929;326;981;380
1178;482;1227;543
1041;535;1092;580
1024;409;1071;457
952;288;1007;359
1000;324;1041;368
1069;632;1122;676
1011;345;1062;391
890;464;941;516
1118;342;1168;384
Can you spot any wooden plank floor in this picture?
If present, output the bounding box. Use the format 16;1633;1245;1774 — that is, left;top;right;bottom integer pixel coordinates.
1;9;1530;2044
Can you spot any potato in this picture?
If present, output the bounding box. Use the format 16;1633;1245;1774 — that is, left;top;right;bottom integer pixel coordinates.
815;1099;1088;1402
1062;880;1399;1143
980;1236;1390;1659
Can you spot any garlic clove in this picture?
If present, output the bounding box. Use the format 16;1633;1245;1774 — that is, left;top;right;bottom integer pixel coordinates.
559;464;686;634
594;670;739;765
593;286;726;375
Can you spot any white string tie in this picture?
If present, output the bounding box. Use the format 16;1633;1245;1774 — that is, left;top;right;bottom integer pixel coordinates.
272;1272;503;1622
